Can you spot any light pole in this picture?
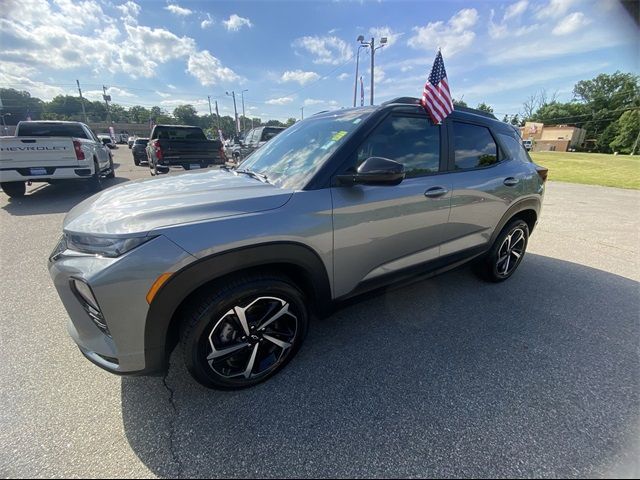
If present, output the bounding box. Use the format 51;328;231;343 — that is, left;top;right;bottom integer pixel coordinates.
1;112;11;135
357;35;387;105
241;89;248;133
353;37;369;107
226;91;239;136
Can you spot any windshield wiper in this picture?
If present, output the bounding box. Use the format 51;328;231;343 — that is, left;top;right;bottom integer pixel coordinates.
235;168;270;184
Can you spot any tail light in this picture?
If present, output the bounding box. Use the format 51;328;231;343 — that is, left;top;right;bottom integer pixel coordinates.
536;165;548;183
73;140;85;160
152;140;163;161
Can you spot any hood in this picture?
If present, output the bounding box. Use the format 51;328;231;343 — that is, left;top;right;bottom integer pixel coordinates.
64;169;294;235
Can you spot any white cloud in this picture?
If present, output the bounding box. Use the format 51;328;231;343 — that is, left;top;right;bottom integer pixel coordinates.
266;96;294;105
303;99;324;106
374;67;385;83
552;12;591;35
167;84;177;89
293;35;353;65
116;1;141;24
186;50;240;86
535;0;577;19
155;91;171;98
337;72;350;80
368;26;402;47
280;70;320;85
407;8;479;57
84;86;135;101
164;3;192;16
223;14;252;31
160;98;210;114
504;0;528;20
201;13;213;29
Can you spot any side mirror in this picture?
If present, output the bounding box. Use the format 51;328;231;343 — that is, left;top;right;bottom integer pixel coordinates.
336;157;405;186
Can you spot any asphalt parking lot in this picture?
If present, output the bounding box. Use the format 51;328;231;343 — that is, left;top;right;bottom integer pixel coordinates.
1;146;638;478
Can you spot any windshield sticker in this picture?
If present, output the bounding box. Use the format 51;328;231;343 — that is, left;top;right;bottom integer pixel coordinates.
320;140;336;150
353;118;362;124
332;130;348;142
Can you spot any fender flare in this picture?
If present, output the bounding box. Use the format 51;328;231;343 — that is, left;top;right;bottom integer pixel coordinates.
489;196;541;245
143;241;332;372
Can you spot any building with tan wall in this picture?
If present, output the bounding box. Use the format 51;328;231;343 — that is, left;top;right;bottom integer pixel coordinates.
520;122;586;152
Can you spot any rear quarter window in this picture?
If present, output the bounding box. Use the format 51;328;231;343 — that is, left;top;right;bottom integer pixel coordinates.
498;133;533;163
453;122;498;169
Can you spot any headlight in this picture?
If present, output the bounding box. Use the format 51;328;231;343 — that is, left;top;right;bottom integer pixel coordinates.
65;233;155;258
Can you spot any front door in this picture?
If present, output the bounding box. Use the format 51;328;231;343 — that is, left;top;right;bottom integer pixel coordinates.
331;112;452;298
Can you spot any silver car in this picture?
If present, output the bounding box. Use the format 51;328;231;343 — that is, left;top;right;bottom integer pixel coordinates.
49;98;547;390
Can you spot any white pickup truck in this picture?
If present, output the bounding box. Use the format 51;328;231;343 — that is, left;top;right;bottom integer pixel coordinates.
0;121;115;198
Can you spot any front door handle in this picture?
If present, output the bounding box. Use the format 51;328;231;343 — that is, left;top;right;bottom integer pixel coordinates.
424;186;449;198
504;177;519;187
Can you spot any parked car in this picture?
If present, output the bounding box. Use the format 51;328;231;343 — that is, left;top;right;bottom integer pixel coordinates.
233;126;285;162
97;134;117;149
0;120;114;197
131;138;148;166
48;98;547;389
523;139;533;151
128;136;136;149
146;124;226;175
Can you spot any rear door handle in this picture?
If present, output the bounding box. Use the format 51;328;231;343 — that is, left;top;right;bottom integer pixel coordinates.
503;177;519;187
424;186;449;198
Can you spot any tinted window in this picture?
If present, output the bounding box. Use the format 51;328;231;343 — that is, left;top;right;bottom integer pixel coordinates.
498;133;531;163
453;122;498;169
134;139;148;145
154;127;206;140
355;115;440;177
17;122;88;139
261;127;284;142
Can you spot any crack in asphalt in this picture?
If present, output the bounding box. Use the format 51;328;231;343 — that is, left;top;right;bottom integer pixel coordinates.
162;367;185;478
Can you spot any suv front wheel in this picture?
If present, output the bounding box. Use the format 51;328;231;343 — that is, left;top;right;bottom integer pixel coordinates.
180;273;308;389
477;219;529;282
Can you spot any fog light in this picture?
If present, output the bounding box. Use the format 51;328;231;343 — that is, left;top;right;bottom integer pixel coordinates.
72;279;99;310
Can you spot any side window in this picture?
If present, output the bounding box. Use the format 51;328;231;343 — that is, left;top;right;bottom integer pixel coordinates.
453;122;498;169
498;133;532;163
252;129;262;145
244;130;255;144
355;115;440;177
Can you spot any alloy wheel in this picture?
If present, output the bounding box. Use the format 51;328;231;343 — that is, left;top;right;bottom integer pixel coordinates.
206;296;298;380
496;227;526;276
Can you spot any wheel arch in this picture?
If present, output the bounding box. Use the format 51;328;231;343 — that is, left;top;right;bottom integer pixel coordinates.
143;242;332;373
490;197;541;245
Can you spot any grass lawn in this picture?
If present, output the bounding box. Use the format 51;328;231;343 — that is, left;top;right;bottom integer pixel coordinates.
530;151;640;190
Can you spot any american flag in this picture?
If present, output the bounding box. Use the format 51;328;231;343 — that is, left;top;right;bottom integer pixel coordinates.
421;50;454;124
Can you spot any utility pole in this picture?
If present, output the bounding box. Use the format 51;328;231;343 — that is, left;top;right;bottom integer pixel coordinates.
102;85;111;123
631;128;640;156
353;40;368;107
369;37;375;106
207;95;214;134
300;107;304;120
241;89;248;133
214;100;221;133
226;91;239;136
77;80;88;123
356;36;387;106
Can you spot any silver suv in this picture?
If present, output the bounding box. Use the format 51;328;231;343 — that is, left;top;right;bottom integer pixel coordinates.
49;98;547;389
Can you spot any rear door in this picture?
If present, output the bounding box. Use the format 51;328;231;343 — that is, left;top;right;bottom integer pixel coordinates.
331;111;452;298
442;120;525;255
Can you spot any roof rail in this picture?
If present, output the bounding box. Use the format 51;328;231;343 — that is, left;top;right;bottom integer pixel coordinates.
382;96;497;120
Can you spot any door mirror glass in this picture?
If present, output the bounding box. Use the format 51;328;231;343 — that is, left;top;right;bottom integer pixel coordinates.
336;157;405;186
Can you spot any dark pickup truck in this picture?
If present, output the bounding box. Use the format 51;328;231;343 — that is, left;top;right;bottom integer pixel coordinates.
146;124;226;175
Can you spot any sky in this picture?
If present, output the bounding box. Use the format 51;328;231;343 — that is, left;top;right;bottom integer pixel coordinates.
0;0;637;121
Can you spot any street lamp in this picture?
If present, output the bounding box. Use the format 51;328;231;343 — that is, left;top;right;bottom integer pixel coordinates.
358;35;387;105
353;36;369;107
0;112;11;135
241;89;248;133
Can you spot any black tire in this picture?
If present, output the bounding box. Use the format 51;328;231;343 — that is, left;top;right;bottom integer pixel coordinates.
180;273;308;390
1;181;26;198
133;156;140;166
106;156;115;179
476;219;529;282
89;159;103;191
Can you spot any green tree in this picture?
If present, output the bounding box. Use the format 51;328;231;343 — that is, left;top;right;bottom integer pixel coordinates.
0;88;44;124
453;98;467;107
173;104;199;125
609;109;640;154
476;102;494;114
285;117;296;127
128;105;150;123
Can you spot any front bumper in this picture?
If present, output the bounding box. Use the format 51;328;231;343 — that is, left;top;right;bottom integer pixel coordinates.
49;234;195;374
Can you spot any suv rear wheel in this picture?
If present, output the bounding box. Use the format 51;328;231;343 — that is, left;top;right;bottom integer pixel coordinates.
1;181;26;198
180;273;308;389
477;219;529;282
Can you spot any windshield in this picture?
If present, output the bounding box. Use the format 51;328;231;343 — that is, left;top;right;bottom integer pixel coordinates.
240;109;372;189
